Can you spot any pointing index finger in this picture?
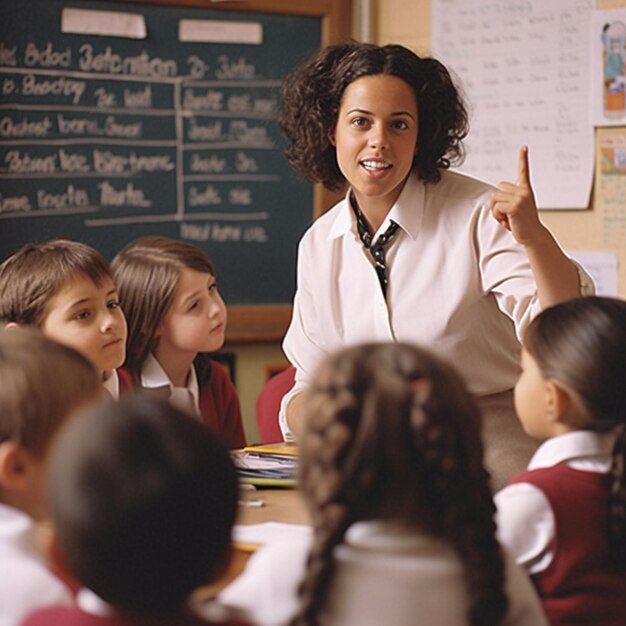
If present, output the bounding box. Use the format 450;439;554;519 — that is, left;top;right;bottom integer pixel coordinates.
517;145;530;187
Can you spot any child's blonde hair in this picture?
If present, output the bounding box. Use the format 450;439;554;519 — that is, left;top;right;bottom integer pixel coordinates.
294;342;507;626
0;240;113;327
0;328;101;456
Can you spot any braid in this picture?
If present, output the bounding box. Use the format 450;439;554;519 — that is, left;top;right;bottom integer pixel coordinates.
291;379;360;626
610;424;626;568
409;375;508;626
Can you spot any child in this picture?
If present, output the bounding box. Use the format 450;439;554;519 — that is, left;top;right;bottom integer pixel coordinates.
21;395;250;626
0;240;127;397
112;236;246;449
219;342;548;626
276;41;594;489
0;328;102;626
495;296;626;625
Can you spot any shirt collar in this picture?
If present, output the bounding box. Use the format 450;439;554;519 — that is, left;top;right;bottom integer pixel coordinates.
141;353;200;415
527;430;616;471
327;173;425;241
102;369;119;399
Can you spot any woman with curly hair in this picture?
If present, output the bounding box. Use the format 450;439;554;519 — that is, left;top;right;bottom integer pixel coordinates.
277;41;593;489
219;342;548;626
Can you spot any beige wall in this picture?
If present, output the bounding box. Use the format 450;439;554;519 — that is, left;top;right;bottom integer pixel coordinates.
377;0;626;298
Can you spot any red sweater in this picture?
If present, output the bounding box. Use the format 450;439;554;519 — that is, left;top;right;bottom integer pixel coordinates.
510;465;626;626
20;605;251;626
117;360;246;450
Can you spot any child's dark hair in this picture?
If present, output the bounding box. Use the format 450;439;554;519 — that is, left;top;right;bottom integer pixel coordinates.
278;41;468;192
48;394;239;614
523;296;626;567
111;236;217;381
292;342;508;626
0;239;113;326
0;327;101;456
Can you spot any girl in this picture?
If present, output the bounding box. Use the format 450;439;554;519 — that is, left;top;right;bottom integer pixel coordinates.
112;236;246;449
219;342;548;626
495;296;626;625
276;42;593;489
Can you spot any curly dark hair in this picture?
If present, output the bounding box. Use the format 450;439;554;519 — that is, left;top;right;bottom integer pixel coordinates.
278;41;469;191
291;342;508;626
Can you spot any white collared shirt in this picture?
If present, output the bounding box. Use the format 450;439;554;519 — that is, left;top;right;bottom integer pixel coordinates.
494;430;615;573
279;170;594;439
102;369;119;399
0;503;72;626
141;353;200;418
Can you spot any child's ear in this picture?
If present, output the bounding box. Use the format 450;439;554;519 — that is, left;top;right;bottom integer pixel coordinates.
0;441;31;492
545;381;574;427
4;321;20;330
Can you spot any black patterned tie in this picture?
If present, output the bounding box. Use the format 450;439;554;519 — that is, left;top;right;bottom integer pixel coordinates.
352;196;399;298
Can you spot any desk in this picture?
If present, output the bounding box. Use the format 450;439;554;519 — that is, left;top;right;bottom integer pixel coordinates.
195;487;310;599
238;487;309;526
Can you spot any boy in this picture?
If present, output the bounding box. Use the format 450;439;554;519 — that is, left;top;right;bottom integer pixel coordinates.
21;395;250;626
0;328;102;626
0;240;127;397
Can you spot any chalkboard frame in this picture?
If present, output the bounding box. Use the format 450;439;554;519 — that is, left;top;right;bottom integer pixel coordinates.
125;0;351;342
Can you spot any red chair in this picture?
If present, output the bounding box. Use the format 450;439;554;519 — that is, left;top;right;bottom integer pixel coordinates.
255;366;296;443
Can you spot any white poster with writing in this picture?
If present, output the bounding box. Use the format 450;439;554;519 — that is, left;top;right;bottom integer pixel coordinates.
432;0;594;209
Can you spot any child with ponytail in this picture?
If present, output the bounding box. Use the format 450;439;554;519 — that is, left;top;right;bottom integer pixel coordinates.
495;296;626;625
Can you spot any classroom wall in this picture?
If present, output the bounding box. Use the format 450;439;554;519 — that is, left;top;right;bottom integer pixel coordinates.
230;0;626;441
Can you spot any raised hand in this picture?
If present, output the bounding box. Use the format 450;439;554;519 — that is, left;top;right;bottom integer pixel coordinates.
489;146;543;245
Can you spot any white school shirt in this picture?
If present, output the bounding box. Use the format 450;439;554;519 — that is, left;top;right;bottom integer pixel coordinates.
0;503;72;626
218;520;548;626
494;430;615;574
141;353;200;418
102;369;119;399
279;171;594;439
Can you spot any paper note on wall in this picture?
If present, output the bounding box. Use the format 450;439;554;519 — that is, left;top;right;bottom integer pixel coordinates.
591;8;626;127
597;128;626;248
432;0;594;209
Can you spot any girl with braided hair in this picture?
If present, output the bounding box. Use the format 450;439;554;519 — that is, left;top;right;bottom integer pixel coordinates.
219;342;547;626
495;296;626;626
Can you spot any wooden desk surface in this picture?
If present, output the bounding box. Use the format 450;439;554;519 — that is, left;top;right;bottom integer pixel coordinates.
237;487;310;527
194;487;310;599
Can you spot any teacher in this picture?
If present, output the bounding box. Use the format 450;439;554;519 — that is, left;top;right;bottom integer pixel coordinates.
277;42;593;489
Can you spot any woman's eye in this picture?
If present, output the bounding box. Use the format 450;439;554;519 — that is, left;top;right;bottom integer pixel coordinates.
351;117;368;127
392;120;409;130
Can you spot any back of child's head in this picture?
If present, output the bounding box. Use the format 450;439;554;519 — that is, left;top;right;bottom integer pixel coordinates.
111;236;216;376
0;239;112;327
523;295;626;566
0;327;101;458
294;341;507;626
48;394;238;615
523;296;626;431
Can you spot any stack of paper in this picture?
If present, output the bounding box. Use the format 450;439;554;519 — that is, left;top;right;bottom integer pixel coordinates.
231;442;298;486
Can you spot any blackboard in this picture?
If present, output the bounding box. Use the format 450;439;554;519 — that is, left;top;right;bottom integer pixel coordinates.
0;0;349;340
